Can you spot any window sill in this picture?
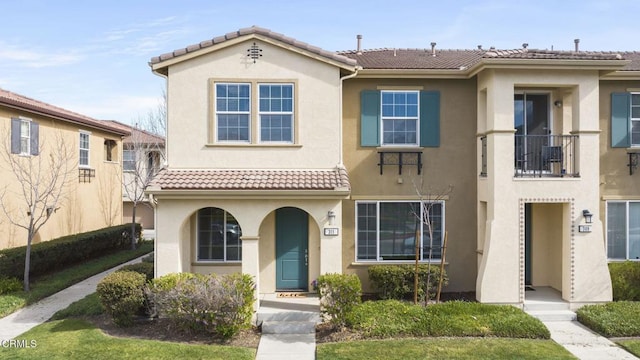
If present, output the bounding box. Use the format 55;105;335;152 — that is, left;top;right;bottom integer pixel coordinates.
350;261;448;266
191;261;242;266
103;161;119;165
206;143;302;148
376;146;423;152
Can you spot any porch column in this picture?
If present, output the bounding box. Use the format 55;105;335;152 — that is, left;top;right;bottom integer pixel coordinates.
241;236;260;310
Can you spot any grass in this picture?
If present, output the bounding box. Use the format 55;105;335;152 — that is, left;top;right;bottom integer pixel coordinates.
346;300;550;339
50;293;104;320
0;318;255;360
317;338;576;360
0;242;153;318
617;339;640;357
576;301;640;337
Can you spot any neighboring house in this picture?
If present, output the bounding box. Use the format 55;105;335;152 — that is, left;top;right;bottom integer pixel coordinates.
0;89;128;249
105;120;165;233
147;26;640;308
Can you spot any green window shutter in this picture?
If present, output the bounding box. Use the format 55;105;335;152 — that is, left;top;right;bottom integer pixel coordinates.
420;91;440;147
30;122;39;156
611;92;631;148
360;90;380;147
10;118;20;154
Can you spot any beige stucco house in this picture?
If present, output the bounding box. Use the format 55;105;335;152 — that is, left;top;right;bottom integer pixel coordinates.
0;89;128;249
148;26;640;308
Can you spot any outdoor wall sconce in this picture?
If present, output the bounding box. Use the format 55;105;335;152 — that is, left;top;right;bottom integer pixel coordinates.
328;210;336;225
554;100;563;108
582;209;593;224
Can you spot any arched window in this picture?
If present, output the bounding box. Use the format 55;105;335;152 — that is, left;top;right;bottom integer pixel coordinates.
197;207;242;261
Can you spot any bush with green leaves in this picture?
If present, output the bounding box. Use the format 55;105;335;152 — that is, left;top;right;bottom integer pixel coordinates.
0;276;22;294
609;261;640;301
117;262;154;282
0;223;141;280
147;272;255;338
577;301;640;337
317;273;362;328
96;270;146;327
368;264;448;301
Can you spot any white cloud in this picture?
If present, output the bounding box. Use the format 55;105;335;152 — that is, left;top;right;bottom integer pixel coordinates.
0;44;84;68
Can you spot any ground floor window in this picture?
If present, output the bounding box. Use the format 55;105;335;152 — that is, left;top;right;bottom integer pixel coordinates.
607;201;640;260
197;207;242;261
356;201;443;261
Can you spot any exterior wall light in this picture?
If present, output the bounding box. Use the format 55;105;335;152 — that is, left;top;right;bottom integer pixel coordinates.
328;210;336;225
582;209;593;224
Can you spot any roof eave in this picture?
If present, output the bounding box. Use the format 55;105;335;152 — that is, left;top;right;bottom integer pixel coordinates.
601;70;640;81
467;58;630;77
0;99;129;136
151;33;357;74
355;68;470;79
145;188;351;199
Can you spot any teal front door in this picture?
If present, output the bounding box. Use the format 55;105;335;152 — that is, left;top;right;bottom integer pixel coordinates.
276;207;308;291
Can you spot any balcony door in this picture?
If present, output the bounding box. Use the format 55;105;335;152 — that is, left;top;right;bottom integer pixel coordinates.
515;93;551;172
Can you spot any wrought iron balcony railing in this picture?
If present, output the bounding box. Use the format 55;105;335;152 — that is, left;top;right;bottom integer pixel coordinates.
514;135;578;178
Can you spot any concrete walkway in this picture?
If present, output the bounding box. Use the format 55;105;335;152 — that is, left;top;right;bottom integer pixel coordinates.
545;320;638;360
0;254;147;341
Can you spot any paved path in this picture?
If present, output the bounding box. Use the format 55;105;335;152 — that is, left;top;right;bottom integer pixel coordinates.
0;254;147;341
256;334;315;360
544;320;638;360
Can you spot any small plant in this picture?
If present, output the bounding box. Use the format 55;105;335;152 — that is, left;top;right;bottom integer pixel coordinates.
577;301;640;337
317;273;362;328
117;262;154;282
0;276;22;295
96;270;146;327
368;265;448;302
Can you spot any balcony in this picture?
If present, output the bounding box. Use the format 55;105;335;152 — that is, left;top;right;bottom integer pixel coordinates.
514;135;578;178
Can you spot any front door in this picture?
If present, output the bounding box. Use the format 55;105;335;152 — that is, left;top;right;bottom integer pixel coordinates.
276;207;308;291
515;93;551;172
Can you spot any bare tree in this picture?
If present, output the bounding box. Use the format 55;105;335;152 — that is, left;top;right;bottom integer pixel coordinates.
410;176;453;305
0;131;75;291
97;165;120;226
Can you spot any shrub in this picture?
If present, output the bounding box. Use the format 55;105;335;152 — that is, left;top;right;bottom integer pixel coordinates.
141;253;154;263
147;272;255;338
368;264;448;301
97;271;146;327
117;262;154;282
609;262;640;301
577;301;640;337
317;273;362;328
0;223;141;280
0;276;22;294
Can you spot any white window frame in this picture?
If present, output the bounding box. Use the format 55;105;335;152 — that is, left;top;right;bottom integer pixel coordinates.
196;208;242;263
19;118;31;155
123;149;135;172
258;83;294;143
79;131;90;168
215;82;251;143
355;200;445;262
606;200;640;260
380;90;420;146
631;92;640;146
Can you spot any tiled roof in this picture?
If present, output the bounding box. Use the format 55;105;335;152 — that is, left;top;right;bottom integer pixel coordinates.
0;88;129;136
104;120;165;146
150;26;357;68
340;48;630;70
619;52;640;71
149;168;351;191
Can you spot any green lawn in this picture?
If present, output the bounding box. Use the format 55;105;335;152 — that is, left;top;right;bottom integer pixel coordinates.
0;242;153;318
0;318;255;360
617;339;640;357
317;338;576;360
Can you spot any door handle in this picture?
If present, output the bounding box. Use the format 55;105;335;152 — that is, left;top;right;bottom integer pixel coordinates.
304;249;308;266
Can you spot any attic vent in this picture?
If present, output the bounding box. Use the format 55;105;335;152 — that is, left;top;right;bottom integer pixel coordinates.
247;42;263;63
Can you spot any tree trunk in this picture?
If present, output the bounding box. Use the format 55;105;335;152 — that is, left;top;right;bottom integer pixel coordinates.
23;230;33;291
131;204;137;250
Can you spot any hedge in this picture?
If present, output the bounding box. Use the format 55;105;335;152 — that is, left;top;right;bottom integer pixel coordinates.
609;261;640;301
368;264;448;301
0;223;141;280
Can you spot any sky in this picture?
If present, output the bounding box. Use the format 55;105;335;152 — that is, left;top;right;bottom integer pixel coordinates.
1;0;639;126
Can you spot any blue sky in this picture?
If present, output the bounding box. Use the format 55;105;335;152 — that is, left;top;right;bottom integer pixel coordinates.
1;0;638;125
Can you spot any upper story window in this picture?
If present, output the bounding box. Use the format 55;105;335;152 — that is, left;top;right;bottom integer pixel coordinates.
631;93;640;146
123;149;135;171
381;91;419;145
79;131;90;167
259;84;294;143
10;117;39;156
104;139;117;162
215;83;250;142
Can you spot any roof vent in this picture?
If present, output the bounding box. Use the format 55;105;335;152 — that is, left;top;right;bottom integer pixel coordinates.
522;43;528;51
574;38;580;52
393;48;397;57
477;45;483;50
356;34;362;55
430;42;436;57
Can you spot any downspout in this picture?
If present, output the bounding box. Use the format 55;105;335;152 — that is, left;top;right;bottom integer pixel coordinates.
338;67;361;168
